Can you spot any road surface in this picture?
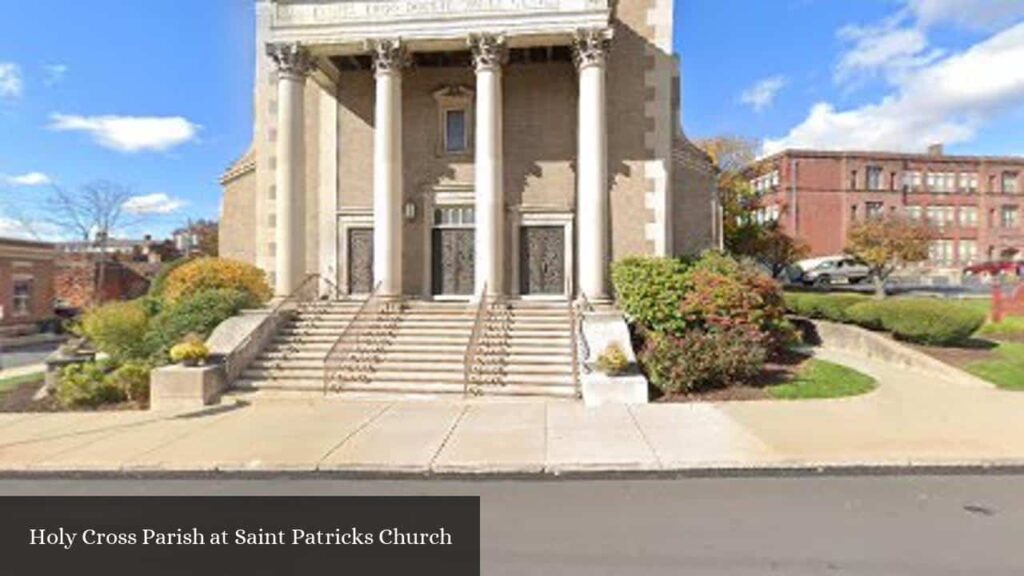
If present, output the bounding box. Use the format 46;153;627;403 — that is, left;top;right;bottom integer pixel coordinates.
1;473;1022;574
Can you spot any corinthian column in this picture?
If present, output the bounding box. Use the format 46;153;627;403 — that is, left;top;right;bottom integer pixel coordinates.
469;33;507;298
573;28;613;302
267;42;312;296
369;39;407;299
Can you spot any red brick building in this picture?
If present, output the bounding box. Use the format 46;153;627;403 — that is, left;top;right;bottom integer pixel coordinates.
746;148;1024;270
0;238;56;334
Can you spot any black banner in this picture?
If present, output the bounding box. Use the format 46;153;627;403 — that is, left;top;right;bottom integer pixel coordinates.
0;497;479;575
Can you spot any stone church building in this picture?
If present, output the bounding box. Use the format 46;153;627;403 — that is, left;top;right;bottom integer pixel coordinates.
220;0;718;302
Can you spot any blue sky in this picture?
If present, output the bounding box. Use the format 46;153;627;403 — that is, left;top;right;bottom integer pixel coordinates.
1;0;1022;241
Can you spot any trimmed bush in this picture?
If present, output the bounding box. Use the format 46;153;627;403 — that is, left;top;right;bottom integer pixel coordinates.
679;253;793;349
879;299;986;346
785;292;870;323
161;257;271;306
639;326;767;394
56;362;125;408
143;289;252;363
147;257;193;299
107;361;151;404
76;301;150;362
844;300;889;331
611;257;691;334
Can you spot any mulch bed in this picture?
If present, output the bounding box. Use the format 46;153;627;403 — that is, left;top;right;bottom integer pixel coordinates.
906;338;1000;371
0;379;144;413
653;349;811;403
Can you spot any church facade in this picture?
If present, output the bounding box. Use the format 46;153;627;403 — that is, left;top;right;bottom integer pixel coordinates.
221;0;718;302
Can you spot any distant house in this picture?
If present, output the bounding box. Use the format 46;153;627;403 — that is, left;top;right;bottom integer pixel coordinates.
53;235;174;309
0;238;57;335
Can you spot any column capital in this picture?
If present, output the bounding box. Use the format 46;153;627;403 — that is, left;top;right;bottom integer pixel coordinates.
366;39;408;76
266;42;313;79
572;27;614;70
468;33;508;72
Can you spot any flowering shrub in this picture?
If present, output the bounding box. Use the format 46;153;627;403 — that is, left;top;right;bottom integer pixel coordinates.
678;253;793;350
161;257;271;306
639;326;767;394
170;335;210;366
595;343;630;376
76;301;150;362
57;361;125;408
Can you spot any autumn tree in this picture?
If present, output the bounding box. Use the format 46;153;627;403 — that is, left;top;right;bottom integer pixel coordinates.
846;215;934;298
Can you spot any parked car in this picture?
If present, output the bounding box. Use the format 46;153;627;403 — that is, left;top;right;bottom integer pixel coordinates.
963;261;1022;279
793;256;871;287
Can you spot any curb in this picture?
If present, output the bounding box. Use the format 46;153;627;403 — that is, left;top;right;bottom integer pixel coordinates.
809;319;993;389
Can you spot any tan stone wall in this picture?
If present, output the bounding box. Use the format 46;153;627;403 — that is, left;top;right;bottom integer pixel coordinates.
672;148;718;256
219;169;257;265
607;0;663;261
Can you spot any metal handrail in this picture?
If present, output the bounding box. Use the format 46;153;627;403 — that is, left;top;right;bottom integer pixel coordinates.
463;284;489;397
222;273;334;383
570;292;595;397
323;281;384;394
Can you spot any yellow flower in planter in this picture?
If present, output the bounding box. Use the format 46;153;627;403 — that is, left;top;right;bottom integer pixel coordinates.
595;343;630;376
169;335;210;367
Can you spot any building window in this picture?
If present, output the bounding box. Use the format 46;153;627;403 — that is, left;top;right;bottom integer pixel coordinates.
866;166;884;190
849;170;858;190
958;206;978;228
903;171;922;191
444;109;468;153
927;206;954;228
960;172;979;193
905;205;923;221
866;201;885;219
958;240;978;264
434;206;475;227
1003;172;1019;194
432;85;473;156
12;278;32;316
929;240;954;265
1001;205;1019;229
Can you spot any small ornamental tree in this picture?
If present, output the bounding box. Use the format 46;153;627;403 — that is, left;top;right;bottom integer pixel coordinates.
731;221;810;279
845;215;934;298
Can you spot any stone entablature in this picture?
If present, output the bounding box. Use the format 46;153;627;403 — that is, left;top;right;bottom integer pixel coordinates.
266;0;611;49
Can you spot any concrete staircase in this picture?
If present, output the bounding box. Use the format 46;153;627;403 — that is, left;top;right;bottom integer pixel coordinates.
234;299;578;399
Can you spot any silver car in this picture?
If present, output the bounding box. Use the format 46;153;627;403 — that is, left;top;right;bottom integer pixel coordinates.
797;256;871;286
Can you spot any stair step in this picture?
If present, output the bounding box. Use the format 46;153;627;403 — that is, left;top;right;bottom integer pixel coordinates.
249;359;572;375
235;379;576;398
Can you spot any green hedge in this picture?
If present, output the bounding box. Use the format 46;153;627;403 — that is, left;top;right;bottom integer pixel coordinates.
795;294;987;346
611;257;691;334
878;299;986;346
785;292;870;323
143;289;253;363
844;301;889;331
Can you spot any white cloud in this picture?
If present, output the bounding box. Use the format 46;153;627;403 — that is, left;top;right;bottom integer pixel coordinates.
765;22;1024;155
43;64;68;86
0;63;23;99
908;0;1024;30
3;172;51;186
0;215;62;241
835;18;943;85
740;76;787;112
48;113;200;153
122;193;185;215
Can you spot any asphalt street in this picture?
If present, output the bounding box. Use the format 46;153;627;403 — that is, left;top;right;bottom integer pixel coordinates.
0;342;59;371
1;473;1022;575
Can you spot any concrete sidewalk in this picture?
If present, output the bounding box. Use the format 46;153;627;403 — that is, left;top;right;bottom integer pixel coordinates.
2;348;1024;474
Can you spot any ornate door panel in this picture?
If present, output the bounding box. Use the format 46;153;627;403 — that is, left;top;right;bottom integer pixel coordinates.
520;226;565;296
432;229;475;295
347;228;374;294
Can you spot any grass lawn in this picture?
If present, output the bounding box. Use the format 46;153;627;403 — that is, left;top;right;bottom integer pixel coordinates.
965;343;1024;390
0;372;45;398
766;359;877;400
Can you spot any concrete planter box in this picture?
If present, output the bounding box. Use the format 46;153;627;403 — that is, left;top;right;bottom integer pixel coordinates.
150;364;226;412
580;310;649;407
